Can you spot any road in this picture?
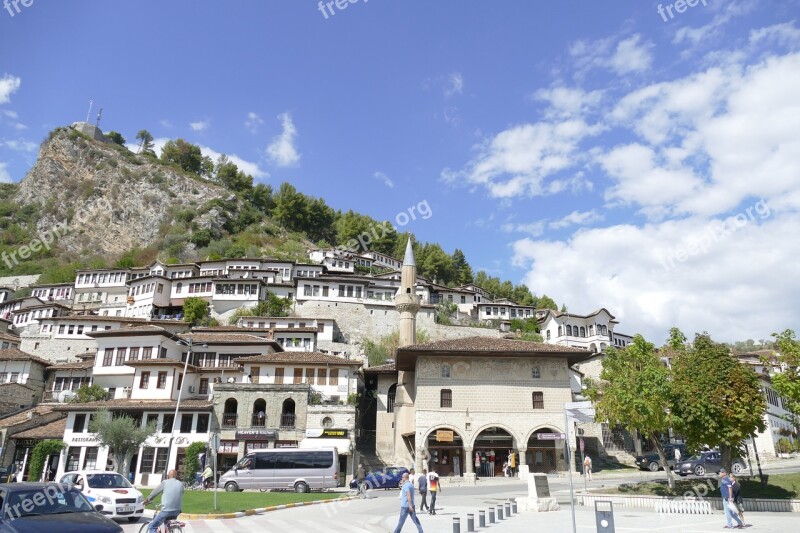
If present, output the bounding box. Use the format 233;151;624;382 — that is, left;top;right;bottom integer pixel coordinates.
120;459;800;532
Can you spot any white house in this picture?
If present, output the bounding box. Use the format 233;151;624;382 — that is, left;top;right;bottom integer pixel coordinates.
538;308;618;353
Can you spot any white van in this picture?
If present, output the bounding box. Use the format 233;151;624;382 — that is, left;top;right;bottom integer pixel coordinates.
218;447;339;493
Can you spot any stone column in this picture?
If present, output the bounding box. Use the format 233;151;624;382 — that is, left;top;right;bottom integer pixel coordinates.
517;447;529;480
463;446;476;484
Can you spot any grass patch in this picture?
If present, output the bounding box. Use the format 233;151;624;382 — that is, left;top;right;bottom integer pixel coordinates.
598;473;800;499
139;488;342;514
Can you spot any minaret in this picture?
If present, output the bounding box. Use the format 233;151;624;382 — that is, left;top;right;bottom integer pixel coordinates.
392;238;420;466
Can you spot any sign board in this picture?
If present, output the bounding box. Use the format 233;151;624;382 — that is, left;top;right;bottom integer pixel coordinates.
305;428;349;438
209;434;220;456
534;475;551;498
536;433;566;440
235;429;277;441
436;430;454;443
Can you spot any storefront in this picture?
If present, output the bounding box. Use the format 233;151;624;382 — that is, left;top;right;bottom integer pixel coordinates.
526;428;563;474
473;427;515;478
425;429;464;477
235;429;278;455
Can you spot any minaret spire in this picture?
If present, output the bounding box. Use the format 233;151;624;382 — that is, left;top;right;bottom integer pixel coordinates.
397;238;419;347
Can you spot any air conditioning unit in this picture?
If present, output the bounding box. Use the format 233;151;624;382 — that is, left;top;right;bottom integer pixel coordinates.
188;386;196;393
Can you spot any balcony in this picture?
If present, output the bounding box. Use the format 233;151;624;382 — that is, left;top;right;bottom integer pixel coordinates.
251;414;266;428
280;413;296;429
221;412;238;429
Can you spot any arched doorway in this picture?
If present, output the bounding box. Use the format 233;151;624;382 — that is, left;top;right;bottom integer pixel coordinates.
473;427;515;478
527;428;562;473
252;399;266;427
281;399;296;429
222;398;238;428
425;428;464;477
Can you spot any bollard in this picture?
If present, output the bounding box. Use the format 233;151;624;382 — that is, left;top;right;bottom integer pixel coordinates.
497;504;504;520
512;499;518;514
467;513;475;532
479;510;486;528
453;517;461;533
505;502;511;516
489;507;495;523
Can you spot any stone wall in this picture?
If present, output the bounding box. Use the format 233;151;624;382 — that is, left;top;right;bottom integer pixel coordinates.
0;383;42;416
374;374;396;463
20;329;97;363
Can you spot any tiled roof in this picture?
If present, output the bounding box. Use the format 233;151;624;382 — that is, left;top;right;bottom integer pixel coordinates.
0;405;57;428
538;308;618;322
0;348;52;366
13;417;67;440
47;360;95;370
364;362;397;373
126;359;199;370
87;325;181;339
53;399;213;412
0;331;20;342
178;333;278;345
234;352;363;366
50;315;151;323
396;336;592;370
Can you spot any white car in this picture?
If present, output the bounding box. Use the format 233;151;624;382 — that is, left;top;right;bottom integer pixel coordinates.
59;470;145;522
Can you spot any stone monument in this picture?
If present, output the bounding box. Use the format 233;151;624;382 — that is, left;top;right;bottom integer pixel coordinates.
517;473;560;512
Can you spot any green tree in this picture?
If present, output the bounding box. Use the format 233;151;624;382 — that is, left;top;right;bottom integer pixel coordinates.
105;131;126;146
306;197;337;243
770;329;800;424
161;139;212;176
451;249;473;285
259;293;292;317
249;183;275;214
89;409;158;475
183;441;207;482
28;440;66;482
671;332;767;473
586;335;678;489
71;384;108;403
215;155;253;192
537;294;558;311
418;243;455;284
362;328;430;366
183;297;211;326
135;129;155;155
273;182;310;233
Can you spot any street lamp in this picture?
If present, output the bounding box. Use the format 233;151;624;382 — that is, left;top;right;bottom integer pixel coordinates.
164;336;208;479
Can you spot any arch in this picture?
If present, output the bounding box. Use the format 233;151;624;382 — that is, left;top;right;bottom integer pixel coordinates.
422;425;466;478
525;426;565;473
471;425;519;478
222;397;238;427
386;383;397;413
252;398;266;427
600;342;607;351
469;423;520;450
579;326;586;337
589;343;598;353
523;424;565;444
281;398;296;429
566;325;573;336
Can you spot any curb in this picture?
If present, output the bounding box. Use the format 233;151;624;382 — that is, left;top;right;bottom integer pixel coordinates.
177;494;359;520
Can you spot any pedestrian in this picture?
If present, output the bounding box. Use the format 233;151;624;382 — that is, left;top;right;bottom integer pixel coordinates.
719;469;744;529
674;447;681;463
730;473;745;526
418;468;429;512
583;455;593;481
393;472;424;533
427;467;441;515
356;463;366;495
409;468;416;489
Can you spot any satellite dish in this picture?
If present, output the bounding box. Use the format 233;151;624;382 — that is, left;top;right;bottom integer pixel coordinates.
58;390;77;403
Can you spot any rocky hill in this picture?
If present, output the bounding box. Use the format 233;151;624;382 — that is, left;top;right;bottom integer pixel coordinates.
14;127;235;257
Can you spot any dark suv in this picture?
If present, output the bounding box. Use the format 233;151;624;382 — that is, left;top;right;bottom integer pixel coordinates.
634;444;686;471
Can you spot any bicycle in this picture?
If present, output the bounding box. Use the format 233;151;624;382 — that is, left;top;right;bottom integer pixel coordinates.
348;480;368;499
138;504;186;533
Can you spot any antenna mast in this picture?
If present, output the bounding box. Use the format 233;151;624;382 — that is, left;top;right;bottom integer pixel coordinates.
95;108;103;128
85;99;93;123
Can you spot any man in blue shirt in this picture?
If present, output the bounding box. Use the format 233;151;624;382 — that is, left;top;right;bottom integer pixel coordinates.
144;469;185;533
719;469;744;529
393;472;423;533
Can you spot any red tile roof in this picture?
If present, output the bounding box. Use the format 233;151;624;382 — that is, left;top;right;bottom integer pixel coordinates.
12;417;67;440
53;399;213;412
234;352;363;366
0;348;52;366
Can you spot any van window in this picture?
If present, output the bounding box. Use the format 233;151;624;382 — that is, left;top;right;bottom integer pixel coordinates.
255;453;273;470
236;456;253;470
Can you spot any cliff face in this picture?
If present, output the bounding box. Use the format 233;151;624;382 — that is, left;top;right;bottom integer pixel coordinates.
14;128;232;257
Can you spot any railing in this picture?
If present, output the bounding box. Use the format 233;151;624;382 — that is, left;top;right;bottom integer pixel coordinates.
280;413;296;429
221;413;238;428
251;414;266;427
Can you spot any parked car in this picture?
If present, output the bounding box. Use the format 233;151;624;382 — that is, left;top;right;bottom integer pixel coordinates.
59;471;144;522
634;444;686;471
0;482;123;532
674;451;746;476
349;466;409;490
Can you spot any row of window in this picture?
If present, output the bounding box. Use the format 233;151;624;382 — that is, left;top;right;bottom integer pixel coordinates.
270;367;341;386
276;337;313;349
483;306;533;317
181;352;239;368
764;387;787;410
215;283;260;296
71;412;210;434
437;364;543;380
32;288;73;299
101;346;167;366
52;377;91;391
438;389;544;409
558;324;609;338
76;272;127;285
43;323;111;335
0;372;20;384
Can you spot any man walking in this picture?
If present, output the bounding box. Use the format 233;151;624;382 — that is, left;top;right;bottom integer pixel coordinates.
356;463;366;495
418;468;429;512
719;469;744;529
393;472;424;533
583;455;593;481
143;469;184;533
427;467;441;515
730;473;746;526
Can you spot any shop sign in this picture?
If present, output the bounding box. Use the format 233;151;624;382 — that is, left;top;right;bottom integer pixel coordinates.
70;436;100;443
536;433;565;440
436;430;454;443
305;428;348;438
14;439;37;448
236;429;277;441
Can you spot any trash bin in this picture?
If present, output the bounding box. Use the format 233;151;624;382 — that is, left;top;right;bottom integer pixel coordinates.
595;500;615;532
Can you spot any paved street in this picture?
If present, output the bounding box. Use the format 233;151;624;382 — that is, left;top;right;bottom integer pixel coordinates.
120;460;800;532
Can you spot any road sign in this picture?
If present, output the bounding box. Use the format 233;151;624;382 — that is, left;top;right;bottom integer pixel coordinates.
209;433;220;456
536;432;566;440
580;438;585;453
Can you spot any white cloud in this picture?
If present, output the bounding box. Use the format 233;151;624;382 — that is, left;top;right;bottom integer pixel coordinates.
0;75;21;104
609;34;654;75
749;21;800;47
266;112;300;167
673;0;757;46
549;209;604;230
501;221;546;237
2;139;38;152
0;162;12;183
160;120;173;129
189;120;210;132
444;72;464;97
533;87;603;119
374;171;394;188
245;112;264;134
2;110;18;119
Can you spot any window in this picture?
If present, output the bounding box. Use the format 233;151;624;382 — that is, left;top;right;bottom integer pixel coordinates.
532;392;544;409
546;330;551;340
461;295;466;304
317;368;327;385
531;366;541;379
176;373;183;390
129;347;140;360
486;307;492;316
140;372;150;389
146;414;159;428
440;389;452;408
304;285;312;296
293;368;303;384
160;347;167;358
162;414;174;433
441;364;451;378
9;372;18;383
157;372;167;389
199;378;209;394
102;348;113;366
180;414;193;433
83;447;99;470
322;286;329;297
73;414;87;433
328;368;339;386
387;384;397;413
66;447;80;471
274;367;285;384
196;414;210;433
322;416;334;428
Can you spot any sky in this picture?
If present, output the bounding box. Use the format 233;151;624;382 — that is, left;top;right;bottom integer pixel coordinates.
1;0;799;343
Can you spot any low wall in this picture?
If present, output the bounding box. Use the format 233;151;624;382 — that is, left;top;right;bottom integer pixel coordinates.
580;493;800;513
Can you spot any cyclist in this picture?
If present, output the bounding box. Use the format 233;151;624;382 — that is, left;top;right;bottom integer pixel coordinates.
356;463;366;496
143;469;184;532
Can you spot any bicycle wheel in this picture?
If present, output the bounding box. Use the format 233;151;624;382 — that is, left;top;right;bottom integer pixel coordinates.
169;524;185;533
138;521;152;533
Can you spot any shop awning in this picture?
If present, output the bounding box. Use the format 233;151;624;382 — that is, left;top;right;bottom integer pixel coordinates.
298;438;352;454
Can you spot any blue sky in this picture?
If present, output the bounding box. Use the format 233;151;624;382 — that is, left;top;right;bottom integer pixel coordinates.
1;0;799;341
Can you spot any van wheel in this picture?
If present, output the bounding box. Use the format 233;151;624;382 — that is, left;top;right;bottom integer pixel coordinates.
294;481;309;493
224;482;239;492
648;462;660;472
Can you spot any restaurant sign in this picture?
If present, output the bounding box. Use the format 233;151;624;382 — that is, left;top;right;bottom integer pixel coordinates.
236;429;277;441
436;430;454;443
